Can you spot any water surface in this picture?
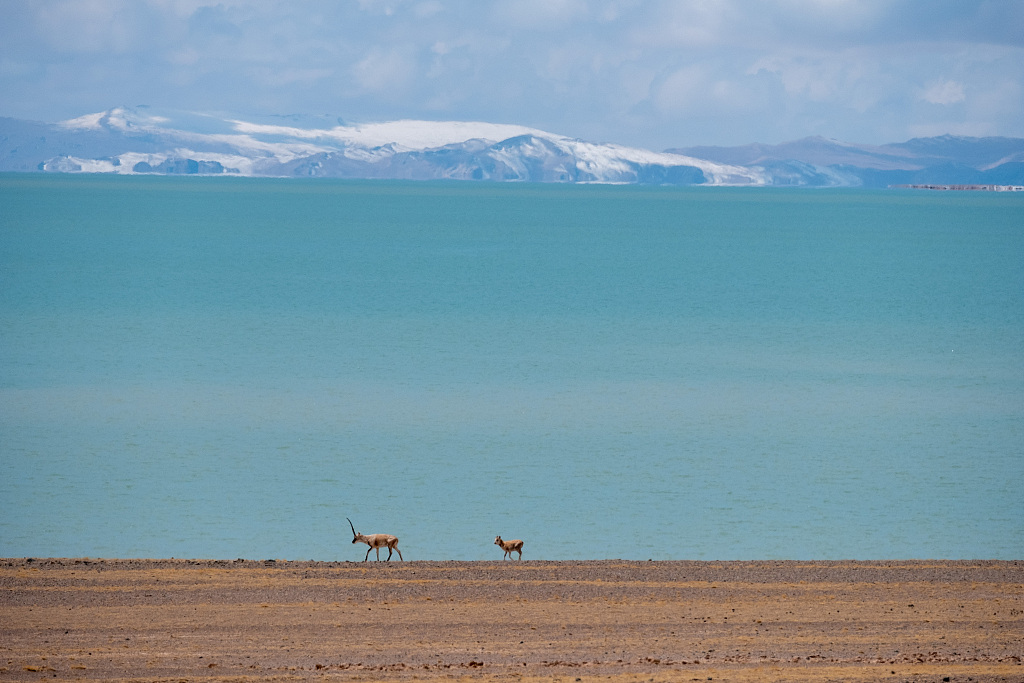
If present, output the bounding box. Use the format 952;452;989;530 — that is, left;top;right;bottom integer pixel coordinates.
1;176;1021;560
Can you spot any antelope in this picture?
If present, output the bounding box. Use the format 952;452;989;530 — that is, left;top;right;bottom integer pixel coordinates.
347;518;403;561
494;535;524;560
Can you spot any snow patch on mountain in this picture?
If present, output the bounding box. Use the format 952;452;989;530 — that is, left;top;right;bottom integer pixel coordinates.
57;112;107;131
231;118;546;151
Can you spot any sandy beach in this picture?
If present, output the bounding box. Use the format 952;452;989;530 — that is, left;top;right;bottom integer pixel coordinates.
1;558;1021;682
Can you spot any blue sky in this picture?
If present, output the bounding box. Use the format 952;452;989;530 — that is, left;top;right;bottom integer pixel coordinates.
2;0;1022;149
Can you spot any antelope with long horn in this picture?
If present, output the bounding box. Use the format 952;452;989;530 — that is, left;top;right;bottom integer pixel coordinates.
494;535;524;560
348;518;403;561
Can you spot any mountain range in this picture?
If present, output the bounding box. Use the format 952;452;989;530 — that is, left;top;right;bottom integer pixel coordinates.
2;107;1023;187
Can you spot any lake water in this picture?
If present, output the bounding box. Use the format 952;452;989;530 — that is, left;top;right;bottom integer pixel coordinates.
1;175;1021;560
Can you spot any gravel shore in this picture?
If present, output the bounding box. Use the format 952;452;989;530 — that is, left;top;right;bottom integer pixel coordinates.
2;558;1021;682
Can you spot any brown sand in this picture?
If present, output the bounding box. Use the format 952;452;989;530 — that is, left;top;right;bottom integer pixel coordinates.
1;558;1021;682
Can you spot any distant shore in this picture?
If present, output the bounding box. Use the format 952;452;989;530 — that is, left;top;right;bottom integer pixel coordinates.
892;183;1024;191
2;558;1021;682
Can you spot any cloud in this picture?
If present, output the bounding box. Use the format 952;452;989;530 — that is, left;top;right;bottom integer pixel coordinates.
415;2;445;19
634;1;741;48
33;0;152;54
352;47;417;95
252;66;334;88
652;65;709;112
491;0;590;30
921;80;966;106
1;0;1023;147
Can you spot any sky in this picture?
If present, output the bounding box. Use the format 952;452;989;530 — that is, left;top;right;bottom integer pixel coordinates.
1;0;1023;150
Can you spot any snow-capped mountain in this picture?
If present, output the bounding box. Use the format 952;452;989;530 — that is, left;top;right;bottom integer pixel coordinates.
2;107;1022;187
0;107;762;185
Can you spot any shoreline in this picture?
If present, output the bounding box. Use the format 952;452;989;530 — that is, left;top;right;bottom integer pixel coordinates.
8;556;1021;565
2;558;1021;682
891;183;1024;191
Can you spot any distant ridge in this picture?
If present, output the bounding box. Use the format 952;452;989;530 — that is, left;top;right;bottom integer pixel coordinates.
670;135;1024;187
2;107;1023;187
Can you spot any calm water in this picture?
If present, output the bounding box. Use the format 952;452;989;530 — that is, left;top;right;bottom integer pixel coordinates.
1;175;1022;560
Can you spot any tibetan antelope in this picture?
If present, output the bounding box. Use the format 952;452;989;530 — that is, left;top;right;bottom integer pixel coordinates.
347;518;404;561
494;535;524;560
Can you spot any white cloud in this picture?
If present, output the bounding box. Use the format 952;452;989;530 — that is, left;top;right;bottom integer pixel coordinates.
167;47;201;66
653;65;708;113
921;79;966;106
752;46;907;117
357;0;399;15
34;0;143;53
251;67;334;88
415;2;444;18
491;0;590;30
637;1;741;48
2;0;1024;147
753;53;843;101
352;47;417;94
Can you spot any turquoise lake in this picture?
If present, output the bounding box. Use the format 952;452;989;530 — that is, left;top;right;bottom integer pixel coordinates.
1;175;1021;560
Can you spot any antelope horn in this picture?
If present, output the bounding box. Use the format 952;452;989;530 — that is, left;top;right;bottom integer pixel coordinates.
347;517;357;539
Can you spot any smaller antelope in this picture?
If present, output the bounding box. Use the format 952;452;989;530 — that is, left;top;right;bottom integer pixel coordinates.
494;535;524;560
348;518;403;562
